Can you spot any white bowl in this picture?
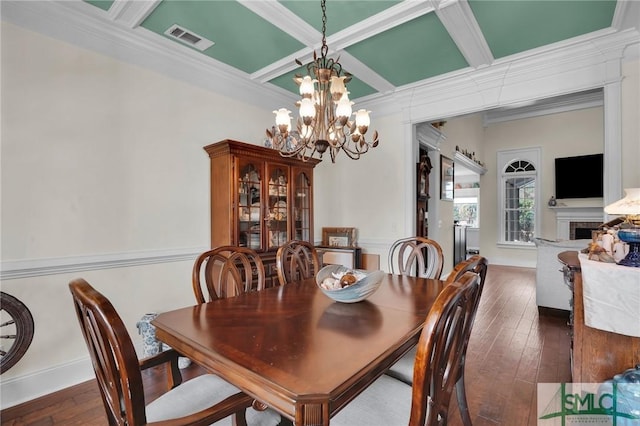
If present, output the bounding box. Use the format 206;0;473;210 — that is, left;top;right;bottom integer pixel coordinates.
316;265;385;303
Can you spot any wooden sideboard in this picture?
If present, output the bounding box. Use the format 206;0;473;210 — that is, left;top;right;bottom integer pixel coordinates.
558;250;640;383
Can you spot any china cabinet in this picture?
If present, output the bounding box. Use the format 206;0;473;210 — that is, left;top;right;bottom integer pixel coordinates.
204;139;320;284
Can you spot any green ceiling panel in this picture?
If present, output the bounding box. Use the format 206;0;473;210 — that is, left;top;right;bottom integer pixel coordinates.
345;13;469;86
141;0;305;74
84;0;114;12
269;65;376;100
279;1;400;35
469;0;617;59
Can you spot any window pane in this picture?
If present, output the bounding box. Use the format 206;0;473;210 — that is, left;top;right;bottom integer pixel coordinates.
504;177;535;242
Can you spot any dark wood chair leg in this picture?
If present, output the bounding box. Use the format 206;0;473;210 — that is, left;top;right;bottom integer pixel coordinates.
456;372;473;426
232;409;248;426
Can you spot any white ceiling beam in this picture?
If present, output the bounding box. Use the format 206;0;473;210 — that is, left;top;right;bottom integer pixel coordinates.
238;0;320;47
337;51;396;95
108;0;161;29
249;0;429;93
432;0;493;68
326;1;435;50
612;0;640;32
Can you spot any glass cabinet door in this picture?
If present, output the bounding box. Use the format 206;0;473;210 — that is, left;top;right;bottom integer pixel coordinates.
237;160;263;250
293;169;312;242
267;164;289;250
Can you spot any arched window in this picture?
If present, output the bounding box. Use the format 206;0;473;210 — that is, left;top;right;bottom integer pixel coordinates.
497;148;541;246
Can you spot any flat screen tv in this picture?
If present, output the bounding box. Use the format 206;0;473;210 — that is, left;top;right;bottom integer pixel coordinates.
554;154;603;199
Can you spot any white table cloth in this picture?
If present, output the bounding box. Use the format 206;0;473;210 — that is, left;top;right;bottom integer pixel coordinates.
578;253;640;337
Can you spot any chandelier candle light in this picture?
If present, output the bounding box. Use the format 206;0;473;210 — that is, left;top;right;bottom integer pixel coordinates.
604;188;640;267
266;0;379;163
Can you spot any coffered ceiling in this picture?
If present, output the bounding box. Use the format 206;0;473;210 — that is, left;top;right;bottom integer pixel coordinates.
2;1;638;111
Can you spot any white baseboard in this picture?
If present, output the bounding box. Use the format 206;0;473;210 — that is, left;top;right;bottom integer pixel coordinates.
1;356;94;409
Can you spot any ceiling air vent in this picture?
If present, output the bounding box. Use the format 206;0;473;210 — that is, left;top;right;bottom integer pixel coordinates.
164;24;214;51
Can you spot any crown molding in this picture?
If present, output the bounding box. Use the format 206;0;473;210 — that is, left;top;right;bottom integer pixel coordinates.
2;0;637;121
1;0;297;110
416;123;446;151
369;28;639;121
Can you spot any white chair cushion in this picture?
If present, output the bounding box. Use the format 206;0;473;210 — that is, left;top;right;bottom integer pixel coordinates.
146;374;281;425
385;346;416;385
330;374;412;426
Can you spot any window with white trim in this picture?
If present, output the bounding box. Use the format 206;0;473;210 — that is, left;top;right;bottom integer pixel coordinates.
497;148;541;246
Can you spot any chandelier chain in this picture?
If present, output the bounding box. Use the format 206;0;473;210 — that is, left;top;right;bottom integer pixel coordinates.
320;0;328;59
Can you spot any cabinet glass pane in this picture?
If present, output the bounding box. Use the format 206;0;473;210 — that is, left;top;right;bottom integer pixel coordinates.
238;161;262;250
267;165;289;250
294;171;311;242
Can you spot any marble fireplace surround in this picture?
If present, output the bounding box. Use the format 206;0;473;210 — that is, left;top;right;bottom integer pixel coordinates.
552;206;605;240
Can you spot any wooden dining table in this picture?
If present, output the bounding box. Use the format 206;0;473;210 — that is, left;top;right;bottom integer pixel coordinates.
152;274;446;426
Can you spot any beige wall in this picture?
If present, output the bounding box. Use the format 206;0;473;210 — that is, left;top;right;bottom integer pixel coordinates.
621;59;640;191
0;22;273;389
481;107;604;266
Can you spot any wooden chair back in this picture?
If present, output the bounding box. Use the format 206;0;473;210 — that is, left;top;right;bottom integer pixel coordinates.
69;279;153;425
192;246;266;303
275;240;320;286
388;237;444;279
409;271;480;426
443;254;488;426
445;254;488;319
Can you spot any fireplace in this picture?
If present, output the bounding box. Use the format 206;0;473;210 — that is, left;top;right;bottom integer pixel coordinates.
553;206;604;240
570;221;601;240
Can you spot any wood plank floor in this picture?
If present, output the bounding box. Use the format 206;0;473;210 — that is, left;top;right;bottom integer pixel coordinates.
1;265;572;425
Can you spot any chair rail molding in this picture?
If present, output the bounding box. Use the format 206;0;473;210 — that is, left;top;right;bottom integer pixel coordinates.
1;246;208;280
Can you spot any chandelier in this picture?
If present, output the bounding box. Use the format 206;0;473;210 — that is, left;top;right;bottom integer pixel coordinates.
266;0;379;163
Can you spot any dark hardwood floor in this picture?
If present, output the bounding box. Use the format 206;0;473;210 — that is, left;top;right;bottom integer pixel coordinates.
1;265;571;425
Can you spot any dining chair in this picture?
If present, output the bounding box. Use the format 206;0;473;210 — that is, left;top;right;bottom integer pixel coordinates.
385;255;488;426
388;236;444;279
275;240;320;286
192;246;266;304
330;271;481;426
68;278;269;426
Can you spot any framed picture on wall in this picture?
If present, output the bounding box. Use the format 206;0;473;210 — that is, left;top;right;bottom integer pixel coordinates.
440;156;454;201
321;227;357;247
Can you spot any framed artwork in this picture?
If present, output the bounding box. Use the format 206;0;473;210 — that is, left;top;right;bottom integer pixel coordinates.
440;155;454;201
321;227;357;247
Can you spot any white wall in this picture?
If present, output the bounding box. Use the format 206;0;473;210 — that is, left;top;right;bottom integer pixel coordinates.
0;22;274;405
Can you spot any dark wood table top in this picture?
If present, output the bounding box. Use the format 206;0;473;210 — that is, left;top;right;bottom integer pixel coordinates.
153;274;446;426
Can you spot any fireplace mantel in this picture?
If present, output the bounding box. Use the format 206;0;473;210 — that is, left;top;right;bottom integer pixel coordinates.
550;206;605;240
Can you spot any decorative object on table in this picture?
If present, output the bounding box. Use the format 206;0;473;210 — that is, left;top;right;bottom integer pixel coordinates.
316;264;384;303
583;241;616;263
322;227;357;247
548;196;557;206
604;188;640;267
265;0;379;163
440;155;454;201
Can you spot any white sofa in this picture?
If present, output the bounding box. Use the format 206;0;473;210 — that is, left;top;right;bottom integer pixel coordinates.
533;238;591;311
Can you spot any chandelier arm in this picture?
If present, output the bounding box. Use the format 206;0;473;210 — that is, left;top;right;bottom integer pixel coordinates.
267;0;379;163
